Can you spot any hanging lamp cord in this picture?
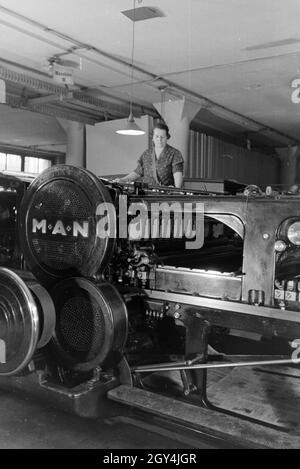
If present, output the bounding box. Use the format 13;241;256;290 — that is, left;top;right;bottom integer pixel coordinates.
129;0;136;117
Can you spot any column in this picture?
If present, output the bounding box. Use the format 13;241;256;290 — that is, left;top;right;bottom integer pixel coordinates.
65;121;86;167
275;146;299;188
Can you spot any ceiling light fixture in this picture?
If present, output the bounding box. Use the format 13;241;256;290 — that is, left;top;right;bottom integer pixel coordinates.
116;0;145;136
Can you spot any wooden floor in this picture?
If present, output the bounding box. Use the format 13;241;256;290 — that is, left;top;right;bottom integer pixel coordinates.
1;361;300;448
139;360;300;446
207;365;300;435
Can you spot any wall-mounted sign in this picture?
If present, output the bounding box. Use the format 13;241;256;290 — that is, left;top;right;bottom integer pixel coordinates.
52;63;74;85
291;78;300;103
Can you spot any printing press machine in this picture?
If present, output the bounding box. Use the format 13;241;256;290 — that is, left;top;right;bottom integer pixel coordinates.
0;165;300;448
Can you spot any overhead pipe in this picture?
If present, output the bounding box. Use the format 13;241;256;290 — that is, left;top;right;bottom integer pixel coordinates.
5;93;97;125
0;64;156;123
0;57;157;120
0;65;133;114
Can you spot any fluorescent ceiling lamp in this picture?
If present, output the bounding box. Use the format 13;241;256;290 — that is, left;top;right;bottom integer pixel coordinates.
116;113;145;135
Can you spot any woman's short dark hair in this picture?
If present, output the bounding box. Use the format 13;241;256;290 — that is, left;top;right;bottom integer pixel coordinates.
153;122;171;139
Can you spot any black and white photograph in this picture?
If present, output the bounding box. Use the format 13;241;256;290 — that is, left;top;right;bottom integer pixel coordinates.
0;0;299;452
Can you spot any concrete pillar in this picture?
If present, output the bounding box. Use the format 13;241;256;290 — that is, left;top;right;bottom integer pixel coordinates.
275;146;299;188
153;97;202;162
65;121;86;167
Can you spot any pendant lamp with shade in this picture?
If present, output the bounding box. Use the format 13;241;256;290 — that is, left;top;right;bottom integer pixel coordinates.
116;0;145;136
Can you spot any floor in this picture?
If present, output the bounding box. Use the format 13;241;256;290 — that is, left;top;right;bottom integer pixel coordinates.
0;385;206;449
208;365;300;433
1;362;300;449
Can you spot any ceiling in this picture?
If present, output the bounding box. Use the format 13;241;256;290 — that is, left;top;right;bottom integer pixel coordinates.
0;0;300;153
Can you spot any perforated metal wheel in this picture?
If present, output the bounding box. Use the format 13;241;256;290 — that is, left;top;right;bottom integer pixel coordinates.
0;268;55;375
49;278;128;372
19;165;115;287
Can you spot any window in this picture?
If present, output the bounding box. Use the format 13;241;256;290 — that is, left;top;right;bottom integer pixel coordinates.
6;154;21;172
24;157;51;174
0;153;6;171
0;151;52;175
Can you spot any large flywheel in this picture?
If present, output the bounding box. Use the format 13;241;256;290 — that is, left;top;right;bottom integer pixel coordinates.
19;165;115;287
0;268;55;375
48;278;128;372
